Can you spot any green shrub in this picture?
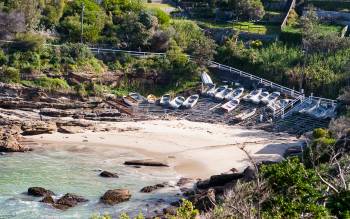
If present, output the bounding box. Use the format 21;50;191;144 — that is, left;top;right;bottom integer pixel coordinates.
150;8;170;25
0;67;20;83
0;49;8;65
327;190;350;219
32;77;70;92
313;128;330;139
12;33;46;52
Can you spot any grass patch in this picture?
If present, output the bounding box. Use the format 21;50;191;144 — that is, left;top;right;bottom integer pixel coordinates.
143;2;175;13
283;23;343;35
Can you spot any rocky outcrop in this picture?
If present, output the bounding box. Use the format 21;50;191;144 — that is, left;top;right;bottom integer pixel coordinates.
40;195;55;204
100;189;131;205
40;108;74;117
140;183;166;193
54;193;89;210
99;171;119;178
197;172;244;190
21;121;57;135
177;178;195;187
28;187;55;197
124;160;169;167
189;188;216;211
0;125;30;152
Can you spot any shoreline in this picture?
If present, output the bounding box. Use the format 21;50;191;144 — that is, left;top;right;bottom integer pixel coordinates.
26;119;303;179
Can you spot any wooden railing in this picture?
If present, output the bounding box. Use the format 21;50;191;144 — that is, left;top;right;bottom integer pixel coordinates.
280;0;297;30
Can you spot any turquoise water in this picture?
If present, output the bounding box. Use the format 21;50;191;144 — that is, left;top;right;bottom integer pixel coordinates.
0;143;180;218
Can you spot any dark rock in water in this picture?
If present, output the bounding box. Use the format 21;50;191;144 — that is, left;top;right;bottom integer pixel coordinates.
140;183;166;193
0;152;6;155
243;166;257;182
100;189;131;205
28;187;55;197
176;177;194;187
99;171;119;178
40;195;55;204
124;160;169;167
163;206;177;215
55;193;88;209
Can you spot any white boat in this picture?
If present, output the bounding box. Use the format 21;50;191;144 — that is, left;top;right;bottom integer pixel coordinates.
205;84;216;97
129;92;147;103
225;87;244;100
298;99;315;114
267;99;292;112
210;85;228;98
160;94;171;106
123;95;138;106
243;89;262;103
221;99;240;112
169;96;185;109
235;108;257;121
201;72;213;85
255;91;269;104
261;91;280;105
183;94;199;108
310;104;328;119
215;88;232;101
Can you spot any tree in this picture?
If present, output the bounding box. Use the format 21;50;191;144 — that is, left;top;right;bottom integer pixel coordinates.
9;0;42;30
60;0;107;42
229;0;265;21
0;11;26;40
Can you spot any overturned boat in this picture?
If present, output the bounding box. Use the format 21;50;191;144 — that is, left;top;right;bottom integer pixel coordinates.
201;72;213;85
183;94;199;108
215;88;232;101
234;108;257;121
210;85;228;98
254;91;269;104
221;99;240;112
204;84;216;97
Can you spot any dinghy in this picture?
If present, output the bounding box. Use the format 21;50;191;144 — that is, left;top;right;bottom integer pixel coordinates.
210;85;228;98
235;108;257;121
243;89;262;103
225;87;244;100
160;94;171;106
123;95;138;106
147;94;157;104
309;104;328;119
253;91;269;104
221;99;240;112
201;72;213;85
267;99;292;112
129;92;147;103
215;88;232;101
205;84;216;97
183;94;199;108
298;99;316;114
169;96;186;109
261;91;280;105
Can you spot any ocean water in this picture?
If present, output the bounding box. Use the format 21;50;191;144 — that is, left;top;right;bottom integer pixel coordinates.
0;143;181;219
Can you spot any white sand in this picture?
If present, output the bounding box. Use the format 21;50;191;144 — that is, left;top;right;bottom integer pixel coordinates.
27;120;302;179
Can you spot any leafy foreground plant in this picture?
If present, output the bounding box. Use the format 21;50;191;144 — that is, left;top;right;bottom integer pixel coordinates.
91;199;199;219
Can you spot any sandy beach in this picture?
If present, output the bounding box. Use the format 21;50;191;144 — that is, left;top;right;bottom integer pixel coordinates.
27;120;302;179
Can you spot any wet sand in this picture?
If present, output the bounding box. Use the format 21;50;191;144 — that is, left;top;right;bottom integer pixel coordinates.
27;120;302;179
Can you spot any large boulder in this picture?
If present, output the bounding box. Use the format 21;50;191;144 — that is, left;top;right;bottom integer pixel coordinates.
28;187;55;197
21;121;57;135
55;193;88;209
197;173;244;190
99;171;119;178
40;195;55;204
189;188;216;211
100;189;131;205
0;125;30;152
140;183;166;193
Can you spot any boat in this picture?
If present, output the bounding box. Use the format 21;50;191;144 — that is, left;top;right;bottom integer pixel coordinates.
147;94;157;104
261;91;280;105
225;87;244;100
182;94;199;108
253;91;269;104
160;94;171;106
129;92;147;103
201;72;213;85
221;99;240;112
242;89;262;103
309;104;328;119
204;84;216;97
169;96;186;109
267;99;292;112
215;88;232;101
210;85;228;98
123;95;138;106
322;104;336;119
299;99;319;114
234;108;257;121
